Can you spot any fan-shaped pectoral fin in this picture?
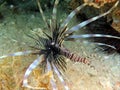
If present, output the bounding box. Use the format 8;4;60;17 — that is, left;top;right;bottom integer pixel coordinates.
52;62;70;90
46;59;58;90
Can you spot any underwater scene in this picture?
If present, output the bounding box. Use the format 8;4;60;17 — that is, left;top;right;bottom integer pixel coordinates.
0;0;120;90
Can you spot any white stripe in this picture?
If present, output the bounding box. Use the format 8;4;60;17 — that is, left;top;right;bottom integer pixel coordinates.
47;59;58;90
47;58;52;71
93;42;116;49
52;63;70;90
37;0;49;29
11;51;32;56
0;55;8;59
52;0;59;17
23;56;43;89
60;3;86;30
69;0;119;32
68;34;120;39
0;50;33;59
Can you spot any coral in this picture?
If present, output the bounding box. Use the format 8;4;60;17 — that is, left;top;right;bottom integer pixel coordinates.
84;0;117;8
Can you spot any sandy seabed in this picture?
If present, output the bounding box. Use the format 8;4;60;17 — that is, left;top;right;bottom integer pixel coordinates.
0;6;120;90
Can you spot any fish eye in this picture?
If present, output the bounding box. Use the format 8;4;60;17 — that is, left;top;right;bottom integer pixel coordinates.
51;42;55;45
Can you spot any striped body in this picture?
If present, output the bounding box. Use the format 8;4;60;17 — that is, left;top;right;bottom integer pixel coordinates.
60;47;90;65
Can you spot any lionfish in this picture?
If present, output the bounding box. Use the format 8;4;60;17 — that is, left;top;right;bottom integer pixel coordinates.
0;0;119;90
